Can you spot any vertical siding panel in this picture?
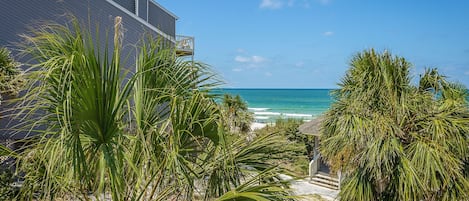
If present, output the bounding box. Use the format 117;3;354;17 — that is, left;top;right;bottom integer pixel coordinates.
0;0;177;139
148;2;175;38
137;0;148;21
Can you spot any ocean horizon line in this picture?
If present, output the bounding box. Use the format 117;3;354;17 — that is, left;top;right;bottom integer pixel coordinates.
216;88;333;123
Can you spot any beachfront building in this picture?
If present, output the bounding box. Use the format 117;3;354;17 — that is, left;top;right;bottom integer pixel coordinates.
0;0;194;144
299;117;340;190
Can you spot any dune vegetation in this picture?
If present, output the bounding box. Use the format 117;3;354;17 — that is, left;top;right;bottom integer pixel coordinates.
1;14;469;201
0;17;299;200
0;47;23;105
320;49;469;200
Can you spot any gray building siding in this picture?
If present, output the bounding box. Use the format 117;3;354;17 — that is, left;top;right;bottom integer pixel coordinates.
114;0;136;13
137;0;148;21
0;0;178;140
148;1;176;37
0;0;176;49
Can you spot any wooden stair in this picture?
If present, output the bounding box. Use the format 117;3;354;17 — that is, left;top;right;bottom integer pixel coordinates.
309;172;339;190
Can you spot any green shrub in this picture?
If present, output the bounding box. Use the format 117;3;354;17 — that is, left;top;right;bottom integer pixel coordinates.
254;118;313;175
0;47;23;103
0;167;18;200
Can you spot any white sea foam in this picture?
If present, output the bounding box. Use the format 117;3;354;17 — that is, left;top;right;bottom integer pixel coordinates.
254;111;312;117
254;112;281;116
248;108;270;111
255;116;270;120
284;113;312;117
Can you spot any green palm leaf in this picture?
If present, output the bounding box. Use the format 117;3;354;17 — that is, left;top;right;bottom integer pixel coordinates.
321;49;469;200
9;15;295;201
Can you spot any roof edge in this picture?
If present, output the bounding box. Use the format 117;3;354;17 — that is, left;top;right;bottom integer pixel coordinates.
106;0;175;42
150;0;179;20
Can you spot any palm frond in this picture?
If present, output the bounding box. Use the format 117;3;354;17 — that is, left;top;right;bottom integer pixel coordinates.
321;49;469;200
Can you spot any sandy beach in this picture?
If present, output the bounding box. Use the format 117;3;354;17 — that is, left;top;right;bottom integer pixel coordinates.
250;122;267;130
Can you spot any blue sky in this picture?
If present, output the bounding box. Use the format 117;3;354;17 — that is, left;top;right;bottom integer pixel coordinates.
158;0;469;89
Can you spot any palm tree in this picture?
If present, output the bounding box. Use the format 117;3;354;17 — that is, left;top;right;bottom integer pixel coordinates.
221;94;253;133
320;49;469;200
12;17;295;200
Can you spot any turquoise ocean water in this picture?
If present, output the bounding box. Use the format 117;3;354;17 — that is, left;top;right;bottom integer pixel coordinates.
214;89;334;122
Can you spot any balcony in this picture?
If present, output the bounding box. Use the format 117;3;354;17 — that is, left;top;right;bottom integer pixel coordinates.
176;35;194;56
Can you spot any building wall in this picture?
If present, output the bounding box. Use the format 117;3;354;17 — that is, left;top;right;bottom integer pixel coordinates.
0;0;176;49
110;0;177;37
0;0;177;140
137;0;148;21
148;1;176;37
114;0;136;13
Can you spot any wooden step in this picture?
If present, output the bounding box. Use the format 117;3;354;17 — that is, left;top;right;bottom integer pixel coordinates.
317;171;338;178
315;173;339;183
311;176;338;185
311;177;339;189
309;173;339;190
309;180;339;190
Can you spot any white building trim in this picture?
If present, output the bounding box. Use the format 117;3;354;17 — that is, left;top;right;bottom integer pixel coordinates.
105;0;175;43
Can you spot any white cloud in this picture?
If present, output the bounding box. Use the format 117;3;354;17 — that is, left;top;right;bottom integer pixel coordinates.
234;55;267;64
235;56;251;63
260;0;283;9
234;51;268;68
295;61;305;67
260;0;316;9
265;72;273;77
251;55;267;63
465;71;469;75
323;31;334;36
232;68;243;72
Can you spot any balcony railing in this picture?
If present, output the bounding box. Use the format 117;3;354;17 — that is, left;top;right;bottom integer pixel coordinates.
176;35;194;56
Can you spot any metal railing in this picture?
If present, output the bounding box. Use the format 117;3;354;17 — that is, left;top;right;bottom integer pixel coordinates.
176;35;194;56
338;169;342;190
309;153;321;180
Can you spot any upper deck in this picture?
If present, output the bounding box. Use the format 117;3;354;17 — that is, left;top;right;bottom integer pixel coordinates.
176;35;194;56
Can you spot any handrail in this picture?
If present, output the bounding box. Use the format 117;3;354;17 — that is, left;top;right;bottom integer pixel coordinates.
337;169;342;190
176;35;194;56
308;153;321;180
